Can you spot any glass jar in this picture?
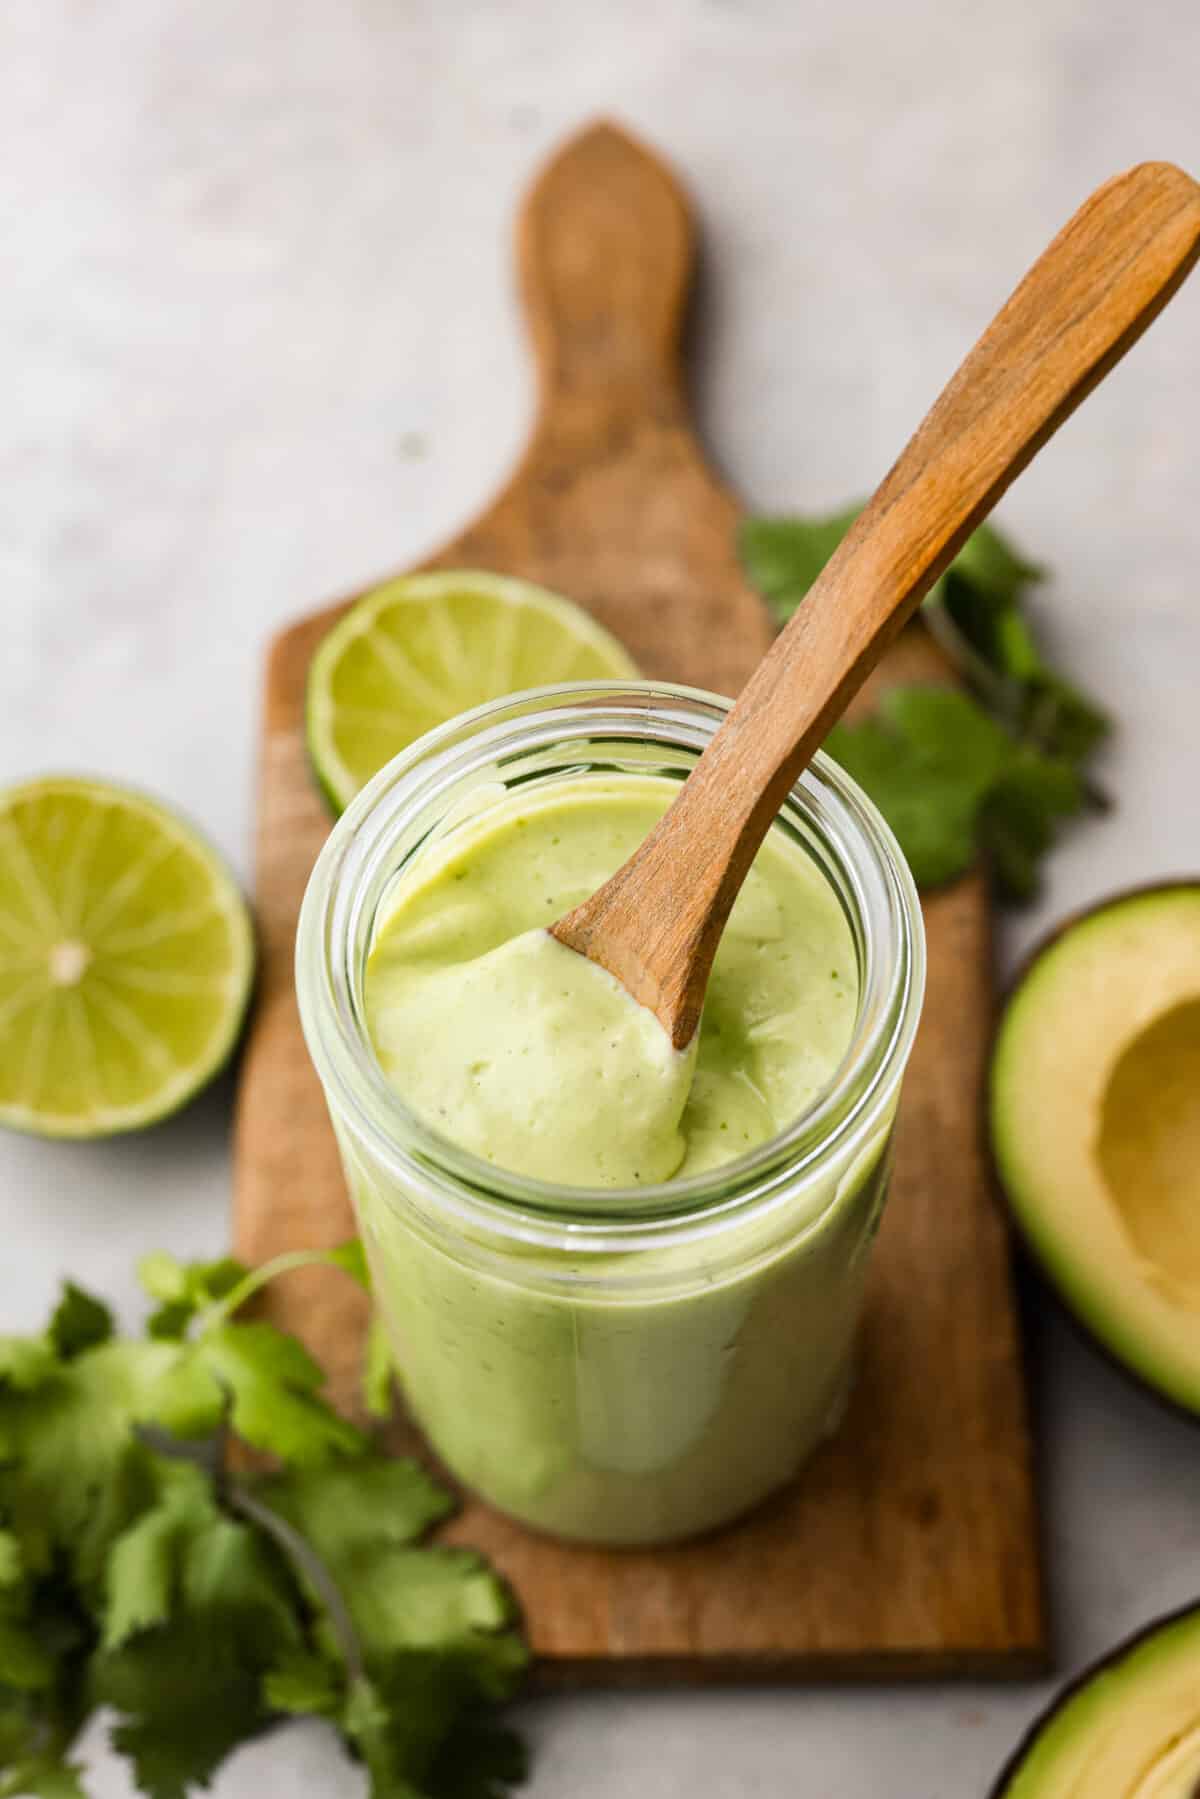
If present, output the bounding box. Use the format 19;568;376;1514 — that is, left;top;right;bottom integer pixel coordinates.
297;684;925;1546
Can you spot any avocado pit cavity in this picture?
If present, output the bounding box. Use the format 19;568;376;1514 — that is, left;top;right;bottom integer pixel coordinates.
1097;998;1200;1308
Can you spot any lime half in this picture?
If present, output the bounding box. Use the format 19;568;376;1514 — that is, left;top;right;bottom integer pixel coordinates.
0;777;255;1138
306;570;638;812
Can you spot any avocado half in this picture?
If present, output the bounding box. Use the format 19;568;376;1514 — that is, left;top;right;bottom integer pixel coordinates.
991;1603;1200;1796
990;884;1200;1415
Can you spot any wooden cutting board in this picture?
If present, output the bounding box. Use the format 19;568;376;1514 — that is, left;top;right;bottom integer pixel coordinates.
233;121;1045;1681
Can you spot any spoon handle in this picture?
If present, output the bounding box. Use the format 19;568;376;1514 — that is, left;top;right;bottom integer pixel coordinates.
553;161;1200;1046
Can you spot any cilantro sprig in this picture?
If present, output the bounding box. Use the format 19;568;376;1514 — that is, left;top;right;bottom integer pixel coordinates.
0;1249;527;1799
738;507;1111;896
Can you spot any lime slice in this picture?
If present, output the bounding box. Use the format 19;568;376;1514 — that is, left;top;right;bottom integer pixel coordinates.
0;777;255;1138
306;570;639;811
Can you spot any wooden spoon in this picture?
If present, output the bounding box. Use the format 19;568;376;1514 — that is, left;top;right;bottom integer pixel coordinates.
552;160;1200;1049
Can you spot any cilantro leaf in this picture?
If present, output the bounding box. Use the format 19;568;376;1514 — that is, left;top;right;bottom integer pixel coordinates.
258;1464;517;1676
342;1660;525;1799
739;503;1109;768
93;1456;302;1799
740;505;1109;895
427;1717;528;1799
0;1261;528;1799
930;563;1110;768
1019;670;1109;766
0;1344;174;1582
100;1640;271;1799
336;1548;520;1669
826;686;1084;896
0;1532;57;1691
143;1301;195;1344
0;1293;361;1597
0;1573;95;1795
103;1461;211;1650
738;507;862;622
48;1285;114;1361
261;1647;343;1718
137;1253;248;1341
826;688;1007;888
137;1253;247;1309
0;1329;252;1589
135;1253;191;1305
0;1535;22;1590
196;1322;366;1465
258;1460;453;1559
0;1754;89;1798
977;751;1083;901
0;1339;58;1394
29;1303;369;1472
254;1462;526;1796
738;507;1036;628
0;1630;54;1698
341;1672;428;1799
331;1551;527;1793
943;520;1042;601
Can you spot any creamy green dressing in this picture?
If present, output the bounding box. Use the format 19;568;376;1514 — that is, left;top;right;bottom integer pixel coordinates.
338;773;893;1542
364;776;858;1186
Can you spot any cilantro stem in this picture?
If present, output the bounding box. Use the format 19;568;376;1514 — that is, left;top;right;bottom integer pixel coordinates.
200;1248;353;1334
226;1480;366;1685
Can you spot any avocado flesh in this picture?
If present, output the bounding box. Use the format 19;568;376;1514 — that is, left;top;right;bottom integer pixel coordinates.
990;886;1200;1414
996;1605;1200;1796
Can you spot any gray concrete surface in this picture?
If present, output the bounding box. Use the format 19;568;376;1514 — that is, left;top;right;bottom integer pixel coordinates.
4;1;1200;1792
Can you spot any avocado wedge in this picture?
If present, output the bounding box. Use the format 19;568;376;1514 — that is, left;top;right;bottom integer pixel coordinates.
991;1603;1200;1796
990;883;1200;1416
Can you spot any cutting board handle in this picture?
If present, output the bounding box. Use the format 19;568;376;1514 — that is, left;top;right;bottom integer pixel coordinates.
517;120;694;417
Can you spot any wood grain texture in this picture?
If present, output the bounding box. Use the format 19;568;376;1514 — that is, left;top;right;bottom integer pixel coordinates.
233;120;1046;1679
552;160;1200;1047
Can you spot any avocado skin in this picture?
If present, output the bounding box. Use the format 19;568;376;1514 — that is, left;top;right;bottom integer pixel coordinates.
988;1600;1200;1796
987;879;1200;1428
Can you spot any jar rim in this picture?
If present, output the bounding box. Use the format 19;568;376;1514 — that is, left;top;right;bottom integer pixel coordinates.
296;681;925;1254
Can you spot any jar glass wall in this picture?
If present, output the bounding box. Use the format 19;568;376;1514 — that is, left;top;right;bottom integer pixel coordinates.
297;685;925;1546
